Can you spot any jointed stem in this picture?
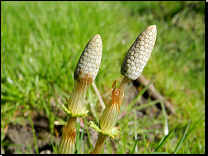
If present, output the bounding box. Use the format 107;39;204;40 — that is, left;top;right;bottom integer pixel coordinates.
58;34;103;154
65;116;77;133
58;116;77;154
118;76;131;100
91;133;107;154
58;73;93;154
90;80;129;154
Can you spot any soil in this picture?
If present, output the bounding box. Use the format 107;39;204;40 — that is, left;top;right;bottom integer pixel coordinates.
1;74;174;154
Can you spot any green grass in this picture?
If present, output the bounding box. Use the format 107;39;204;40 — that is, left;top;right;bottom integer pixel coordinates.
1;1;205;154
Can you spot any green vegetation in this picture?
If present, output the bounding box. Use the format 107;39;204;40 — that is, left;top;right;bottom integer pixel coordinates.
1;1;205;154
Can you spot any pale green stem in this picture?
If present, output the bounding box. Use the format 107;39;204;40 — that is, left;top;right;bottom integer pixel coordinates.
118;76;131;101
91;133;107;154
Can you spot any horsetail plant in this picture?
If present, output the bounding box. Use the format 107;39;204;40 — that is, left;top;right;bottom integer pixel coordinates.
90;81;121;154
58;34;102;154
90;25;157;154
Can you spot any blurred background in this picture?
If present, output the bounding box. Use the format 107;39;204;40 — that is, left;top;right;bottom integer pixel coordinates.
1;1;205;154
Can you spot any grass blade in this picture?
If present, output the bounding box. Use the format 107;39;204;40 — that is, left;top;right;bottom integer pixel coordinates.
184;113;205;141
75;118;80;154
85;119;93;151
151;152;169;154
173;113;205;154
154;128;175;152
142;133;148;153
29;116;39;154
131;138;138;154
160;101;169;135
131;109;138;154
173;120;191;154
134;99;165;111
16;146;22;154
78;122;85;154
51;139;58;154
